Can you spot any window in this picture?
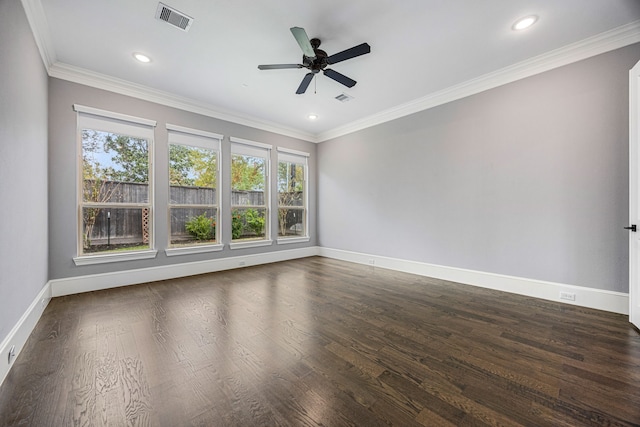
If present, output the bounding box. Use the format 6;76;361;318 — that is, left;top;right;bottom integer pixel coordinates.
230;137;271;248
167;125;222;255
277;148;309;243
74;105;156;264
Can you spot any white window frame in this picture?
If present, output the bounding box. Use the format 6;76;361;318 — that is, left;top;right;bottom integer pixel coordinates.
277;147;310;244
73;105;157;266
229;137;272;249
165;124;223;257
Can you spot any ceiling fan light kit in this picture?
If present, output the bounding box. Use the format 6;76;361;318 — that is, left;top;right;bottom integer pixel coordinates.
258;26;371;94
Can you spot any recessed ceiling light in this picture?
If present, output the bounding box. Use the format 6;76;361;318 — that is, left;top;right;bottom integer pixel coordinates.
308;114;318;120
512;15;538;31
133;53;151;63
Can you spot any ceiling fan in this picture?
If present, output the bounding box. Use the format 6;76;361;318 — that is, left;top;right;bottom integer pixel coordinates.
258;27;371;94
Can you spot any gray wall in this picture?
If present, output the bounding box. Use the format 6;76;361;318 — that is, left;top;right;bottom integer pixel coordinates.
318;44;640;293
48;79;317;279
0;0;49;342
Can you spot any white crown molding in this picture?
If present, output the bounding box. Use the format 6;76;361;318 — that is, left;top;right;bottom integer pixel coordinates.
316;20;640;142
21;0;640;144
48;62;318;142
20;0;56;68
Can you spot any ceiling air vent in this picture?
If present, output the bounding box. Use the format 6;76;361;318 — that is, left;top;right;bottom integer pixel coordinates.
335;93;354;103
155;3;193;32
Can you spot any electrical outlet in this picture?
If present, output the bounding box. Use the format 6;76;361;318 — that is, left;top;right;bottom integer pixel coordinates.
7;345;15;365
560;292;576;301
41;298;47;309
368;259;375;265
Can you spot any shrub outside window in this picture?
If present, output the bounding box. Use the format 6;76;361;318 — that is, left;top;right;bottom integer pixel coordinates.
167;125;222;252
75;105;156;261
277;148;308;241
230;137;271;248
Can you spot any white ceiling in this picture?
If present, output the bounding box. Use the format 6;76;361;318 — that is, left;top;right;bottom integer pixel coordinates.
30;0;640;141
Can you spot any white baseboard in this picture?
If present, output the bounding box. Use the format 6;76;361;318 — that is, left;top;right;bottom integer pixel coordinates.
50;245;629;313
318;247;629;315
51;246;321;297
2;246;628;389
0;282;52;386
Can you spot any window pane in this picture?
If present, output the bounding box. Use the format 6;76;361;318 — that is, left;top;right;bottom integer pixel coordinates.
278;208;305;237
82;129;149;203
278;161;304;207
169;144;217;192
83;181;149;204
231;208;267;241
231;155;265;192
170;207;217;246
81;207;150;254
231;190;265;207
278;158;306;239
170;185;217;205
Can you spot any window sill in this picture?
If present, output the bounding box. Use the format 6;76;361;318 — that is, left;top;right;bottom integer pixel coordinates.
229;239;273;250
73;249;158;266
277;236;310;245
165;244;224;257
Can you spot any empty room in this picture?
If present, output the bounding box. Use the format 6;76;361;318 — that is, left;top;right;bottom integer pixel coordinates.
2;0;640;425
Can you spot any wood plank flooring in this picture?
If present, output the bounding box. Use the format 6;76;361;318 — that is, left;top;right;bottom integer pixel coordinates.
1;256;640;426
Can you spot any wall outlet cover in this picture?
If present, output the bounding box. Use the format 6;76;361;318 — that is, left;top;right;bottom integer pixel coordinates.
7;345;15;364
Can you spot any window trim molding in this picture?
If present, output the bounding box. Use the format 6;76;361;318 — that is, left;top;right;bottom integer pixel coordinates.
230;138;271;243
76;107;155;260
165;244;224;257
166;123;223;140
73;104;157;127
73;250;158;266
277;236;310;245
229;239;273;250
167;125;222;249
230;136;272;150
276;147;309;157
277;149;309;241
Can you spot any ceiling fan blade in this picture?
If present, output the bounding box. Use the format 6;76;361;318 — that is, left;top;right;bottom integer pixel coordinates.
290;27;316;59
326;43;371;65
323;69;356;88
296;73;315;94
258;64;303;70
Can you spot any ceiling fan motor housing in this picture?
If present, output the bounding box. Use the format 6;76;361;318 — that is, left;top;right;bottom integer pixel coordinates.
257;27;371;94
304;46;328;73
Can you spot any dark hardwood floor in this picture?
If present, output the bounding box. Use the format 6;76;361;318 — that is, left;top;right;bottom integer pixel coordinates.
1;256;640;426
